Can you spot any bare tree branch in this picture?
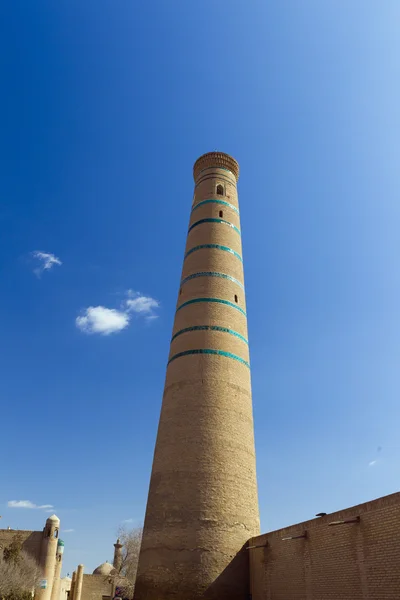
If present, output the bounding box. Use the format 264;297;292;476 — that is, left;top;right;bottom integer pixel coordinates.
112;525;143;599
0;536;41;599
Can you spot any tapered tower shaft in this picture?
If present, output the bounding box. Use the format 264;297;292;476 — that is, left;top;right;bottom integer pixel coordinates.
134;152;260;600
113;538;123;571
37;515;60;600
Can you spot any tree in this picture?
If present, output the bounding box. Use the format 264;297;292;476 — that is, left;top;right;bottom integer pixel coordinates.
112;525;143;599
0;535;40;600
3;534;23;565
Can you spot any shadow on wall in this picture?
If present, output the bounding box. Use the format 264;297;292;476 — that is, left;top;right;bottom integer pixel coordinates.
134;542;250;600
203;543;249;600
24;532;44;559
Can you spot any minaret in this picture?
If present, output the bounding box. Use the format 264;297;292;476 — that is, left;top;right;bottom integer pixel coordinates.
113;538;123;571
50;539;64;600
134;152;260;600
69;571;76;600
74;564;84;600
37;515;60;600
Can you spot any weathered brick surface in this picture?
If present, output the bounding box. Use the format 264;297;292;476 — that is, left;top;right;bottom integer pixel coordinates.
0;529;43;561
249;492;400;600
185;224;243;256
176;276;247;313
182;246;244;283
80;574;112;600
0;517;61;600
189;203;241;232
134;153;260;600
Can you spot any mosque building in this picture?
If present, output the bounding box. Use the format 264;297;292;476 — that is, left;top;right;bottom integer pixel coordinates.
69;538;129;600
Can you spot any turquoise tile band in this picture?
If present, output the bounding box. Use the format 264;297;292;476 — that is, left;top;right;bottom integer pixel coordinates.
168;349;250;368
171;325;248;344
188;218;241;236
176;297;247;316
192;199;239;215
184;244;243;262
180;271;244;290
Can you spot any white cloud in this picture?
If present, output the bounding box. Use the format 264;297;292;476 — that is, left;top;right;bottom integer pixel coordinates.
125;291;159;316
76;291;159;335
8;500;53;510
368;460;378;467
63;529;74;533
76;306;130;335
32;251;62;277
122;518;134;523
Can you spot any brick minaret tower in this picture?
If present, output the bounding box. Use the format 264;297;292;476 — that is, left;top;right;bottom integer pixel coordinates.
37;514;60;600
134;152;260;600
113;538;123;571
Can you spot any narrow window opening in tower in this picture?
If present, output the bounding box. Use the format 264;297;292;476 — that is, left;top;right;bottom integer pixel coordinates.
54;529;59;538
179;288;182;296
216;184;224;196
219;210;223;218
234;294;238;303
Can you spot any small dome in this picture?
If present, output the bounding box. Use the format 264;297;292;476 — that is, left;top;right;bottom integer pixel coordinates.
46;514;60;524
92;562;116;576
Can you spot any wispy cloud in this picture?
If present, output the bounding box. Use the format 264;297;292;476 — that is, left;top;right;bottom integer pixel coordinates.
122;518;134;523
368;446;383;467
32;251;62;277
8;500;53;510
76;291;159;335
63;529;75;533
125;291;159;320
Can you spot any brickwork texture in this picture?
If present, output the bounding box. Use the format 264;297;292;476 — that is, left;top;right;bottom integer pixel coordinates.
134;152;260;600
0;530;43;560
249;492;400;600
0;515;61;600
80;573;113;600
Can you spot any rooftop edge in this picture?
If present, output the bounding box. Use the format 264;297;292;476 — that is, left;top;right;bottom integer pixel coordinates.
193;152;239;182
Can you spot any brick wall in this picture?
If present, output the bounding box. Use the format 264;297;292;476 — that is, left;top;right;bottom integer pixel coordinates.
81;574;112;600
60;577;71;600
249;492;400;600
0;529;43;563
80;574;131;600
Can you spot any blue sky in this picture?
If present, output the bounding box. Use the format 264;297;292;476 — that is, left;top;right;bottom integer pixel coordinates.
1;0;400;578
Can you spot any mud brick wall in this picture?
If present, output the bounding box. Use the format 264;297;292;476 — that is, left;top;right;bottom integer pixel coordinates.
249;492;400;600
